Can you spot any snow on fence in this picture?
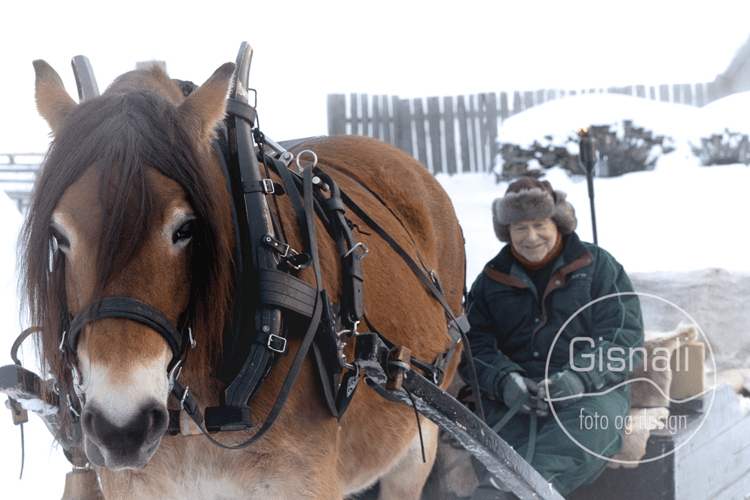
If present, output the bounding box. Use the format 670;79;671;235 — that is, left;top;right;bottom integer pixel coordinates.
327;81;719;175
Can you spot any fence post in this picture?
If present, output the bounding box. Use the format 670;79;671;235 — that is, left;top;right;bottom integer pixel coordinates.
695;84;706;107
427;97;443;174
443;96;457;175
512;91;522;115
349;94;360;135
500;92;509;121
371;95;381;141
523;91;534;110
413;98;429;170
327;94;346;136
659;84;669;102
457;95;471;173
396;98;413;156
682;84;693;106
672;84;681;104
487;93;498;172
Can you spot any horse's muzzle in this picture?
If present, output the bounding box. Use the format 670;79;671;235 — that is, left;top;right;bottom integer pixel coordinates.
81;400;169;470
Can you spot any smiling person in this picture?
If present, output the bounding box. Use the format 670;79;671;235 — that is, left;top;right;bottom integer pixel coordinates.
459;177;644;499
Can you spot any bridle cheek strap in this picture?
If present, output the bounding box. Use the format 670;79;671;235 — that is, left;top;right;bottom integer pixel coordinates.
66;297;184;370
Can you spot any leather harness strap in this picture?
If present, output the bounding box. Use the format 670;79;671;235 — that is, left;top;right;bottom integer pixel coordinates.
66;297;184;370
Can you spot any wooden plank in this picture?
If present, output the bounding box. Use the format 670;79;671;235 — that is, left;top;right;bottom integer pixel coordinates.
512;91;522;115
659;84;670;102
682;83;693;106
500;91;509;121
382;95;393;145
361;94;370;136
350;93;360;135
443;96;457;175
427;96;443;174
695;84;705;107
672;84;682;104
371;95;381;141
396;98;413;155
327;94;347;136
535;89;545;106
470;95;483;171
477;94;489;173
523;90;534;110
649;86;656;100
636;85;646;98
486;93;498;174
457;95;471;172
413;98;429;169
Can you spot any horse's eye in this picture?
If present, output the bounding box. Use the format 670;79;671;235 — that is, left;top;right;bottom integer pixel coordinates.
50;226;70;249
173;219;196;244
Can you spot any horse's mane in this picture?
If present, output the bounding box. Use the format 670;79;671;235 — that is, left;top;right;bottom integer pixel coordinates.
19;79;233;404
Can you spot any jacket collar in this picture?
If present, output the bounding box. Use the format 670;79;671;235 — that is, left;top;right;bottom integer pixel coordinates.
484;232;592;290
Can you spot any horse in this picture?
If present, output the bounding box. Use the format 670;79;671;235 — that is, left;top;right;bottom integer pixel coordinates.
21;58;467;500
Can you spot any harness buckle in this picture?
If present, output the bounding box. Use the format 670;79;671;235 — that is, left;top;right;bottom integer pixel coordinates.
261;178;275;194
267;334;287;354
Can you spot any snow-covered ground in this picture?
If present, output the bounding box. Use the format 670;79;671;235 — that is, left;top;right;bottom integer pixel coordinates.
1;91;749;497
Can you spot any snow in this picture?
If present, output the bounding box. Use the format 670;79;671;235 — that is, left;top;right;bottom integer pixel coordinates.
2;92;750;497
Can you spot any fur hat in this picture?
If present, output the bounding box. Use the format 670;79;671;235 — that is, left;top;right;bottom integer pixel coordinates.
492;177;577;242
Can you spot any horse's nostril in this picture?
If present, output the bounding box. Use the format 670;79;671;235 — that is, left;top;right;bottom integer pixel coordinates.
146;404;169;439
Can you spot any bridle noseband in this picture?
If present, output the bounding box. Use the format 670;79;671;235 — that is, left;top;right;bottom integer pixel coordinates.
63;296;191;378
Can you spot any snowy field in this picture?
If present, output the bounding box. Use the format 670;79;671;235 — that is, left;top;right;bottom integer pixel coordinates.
1;92;749;497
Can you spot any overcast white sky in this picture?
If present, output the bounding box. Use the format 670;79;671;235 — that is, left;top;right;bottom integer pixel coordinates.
2;0;749;152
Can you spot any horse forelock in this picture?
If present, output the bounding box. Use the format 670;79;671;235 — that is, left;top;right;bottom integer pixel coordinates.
21;87;233;410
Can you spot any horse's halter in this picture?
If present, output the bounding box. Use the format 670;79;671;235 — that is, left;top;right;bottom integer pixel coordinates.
61;297;194;392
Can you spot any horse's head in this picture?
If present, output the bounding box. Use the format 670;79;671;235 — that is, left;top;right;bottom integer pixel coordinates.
23;60;235;470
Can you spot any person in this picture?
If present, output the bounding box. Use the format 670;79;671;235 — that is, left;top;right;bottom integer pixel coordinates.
458;177;644;499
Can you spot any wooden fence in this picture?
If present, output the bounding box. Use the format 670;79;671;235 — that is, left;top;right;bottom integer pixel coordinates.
0;153;43;213
327;80;718;175
328;93;499;175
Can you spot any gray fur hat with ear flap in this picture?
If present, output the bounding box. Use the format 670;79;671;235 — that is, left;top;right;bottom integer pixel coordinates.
492;177;577;242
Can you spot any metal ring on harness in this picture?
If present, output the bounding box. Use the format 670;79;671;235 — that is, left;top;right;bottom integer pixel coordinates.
295;150;318;173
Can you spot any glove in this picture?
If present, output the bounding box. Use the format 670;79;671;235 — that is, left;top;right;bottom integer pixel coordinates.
538;370;585;410
499;372;539;415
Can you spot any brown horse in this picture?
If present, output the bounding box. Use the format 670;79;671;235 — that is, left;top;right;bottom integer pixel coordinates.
22;58;466;499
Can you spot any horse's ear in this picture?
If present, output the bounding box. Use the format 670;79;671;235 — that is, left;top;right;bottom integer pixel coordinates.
33;60;78;136
178;62;236;141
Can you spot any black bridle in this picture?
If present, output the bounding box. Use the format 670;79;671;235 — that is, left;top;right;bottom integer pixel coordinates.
63;297;189;375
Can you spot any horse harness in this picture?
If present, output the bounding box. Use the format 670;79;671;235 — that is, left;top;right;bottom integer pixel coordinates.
8;47;482;460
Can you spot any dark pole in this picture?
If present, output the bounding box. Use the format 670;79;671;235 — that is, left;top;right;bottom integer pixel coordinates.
578;128;598;245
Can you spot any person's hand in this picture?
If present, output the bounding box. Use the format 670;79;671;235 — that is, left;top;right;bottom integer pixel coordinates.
499;372;543;415
538;370;585;410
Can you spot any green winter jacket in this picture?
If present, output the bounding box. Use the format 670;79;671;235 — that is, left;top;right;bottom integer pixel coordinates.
459;232;644;402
